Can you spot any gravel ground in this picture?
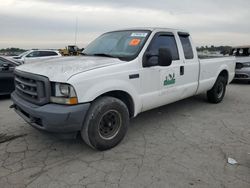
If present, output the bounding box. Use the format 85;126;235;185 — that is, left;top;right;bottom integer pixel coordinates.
0;83;249;188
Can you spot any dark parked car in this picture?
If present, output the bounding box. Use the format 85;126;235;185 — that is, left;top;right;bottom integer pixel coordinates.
0;56;21;95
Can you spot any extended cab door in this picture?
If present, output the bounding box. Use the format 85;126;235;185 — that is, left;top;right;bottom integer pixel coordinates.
176;32;199;98
141;32;183;111
141;31;199;112
156;33;187;104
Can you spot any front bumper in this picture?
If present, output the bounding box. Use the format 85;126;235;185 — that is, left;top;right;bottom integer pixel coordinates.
11;92;90;133
234;68;250;80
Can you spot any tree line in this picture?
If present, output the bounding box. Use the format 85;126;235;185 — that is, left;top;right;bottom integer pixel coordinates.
197;45;232;55
0;48;26;53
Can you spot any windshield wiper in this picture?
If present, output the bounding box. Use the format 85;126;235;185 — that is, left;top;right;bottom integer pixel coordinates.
82;53;128;61
92;53;117;58
80;52;88;56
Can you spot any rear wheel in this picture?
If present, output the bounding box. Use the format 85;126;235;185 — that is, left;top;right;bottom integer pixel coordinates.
207;76;227;103
81;97;129;151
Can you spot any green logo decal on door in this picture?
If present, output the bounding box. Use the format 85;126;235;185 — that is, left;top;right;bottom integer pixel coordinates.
164;73;175;86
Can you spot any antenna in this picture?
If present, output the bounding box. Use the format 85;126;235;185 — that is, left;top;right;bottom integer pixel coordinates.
74;17;78;45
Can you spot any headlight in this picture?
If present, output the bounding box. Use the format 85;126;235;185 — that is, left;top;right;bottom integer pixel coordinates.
59;84;71;96
50;82;78;105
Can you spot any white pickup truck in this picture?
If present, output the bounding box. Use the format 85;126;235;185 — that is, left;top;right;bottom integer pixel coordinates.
11;28;236;150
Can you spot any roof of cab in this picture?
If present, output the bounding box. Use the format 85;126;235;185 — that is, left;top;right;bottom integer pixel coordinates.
109;27;189;33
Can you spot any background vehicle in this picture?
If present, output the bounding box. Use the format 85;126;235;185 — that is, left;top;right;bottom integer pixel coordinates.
230;46;250;81
59;45;83;56
11;50;61;64
0;57;21;95
11;28;236;151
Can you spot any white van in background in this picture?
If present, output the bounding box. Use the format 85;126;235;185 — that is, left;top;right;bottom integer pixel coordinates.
11;50;62;64
231;46;250;81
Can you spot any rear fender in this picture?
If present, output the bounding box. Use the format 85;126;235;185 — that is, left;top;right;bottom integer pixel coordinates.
216;65;229;84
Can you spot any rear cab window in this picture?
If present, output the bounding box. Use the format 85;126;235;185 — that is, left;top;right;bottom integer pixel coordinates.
178;32;194;59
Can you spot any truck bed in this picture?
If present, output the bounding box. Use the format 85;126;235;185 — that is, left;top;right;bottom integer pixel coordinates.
197;56;236;94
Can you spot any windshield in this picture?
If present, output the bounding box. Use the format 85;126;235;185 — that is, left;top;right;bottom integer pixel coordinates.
83;30;151;61
17;50;30;58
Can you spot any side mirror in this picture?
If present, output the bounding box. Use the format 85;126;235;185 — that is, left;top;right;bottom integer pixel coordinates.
143;48;172;67
158;48;172;66
143;51;158;67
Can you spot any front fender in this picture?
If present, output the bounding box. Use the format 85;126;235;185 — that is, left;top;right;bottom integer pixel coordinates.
75;79;142;116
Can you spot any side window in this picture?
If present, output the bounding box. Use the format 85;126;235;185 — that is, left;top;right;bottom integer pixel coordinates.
179;34;194;59
40;51;58;56
50;51;58;56
40;51;48;56
26;51;40;58
146;34;179;66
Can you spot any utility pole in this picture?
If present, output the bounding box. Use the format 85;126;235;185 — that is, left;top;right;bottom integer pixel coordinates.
74;17;78;45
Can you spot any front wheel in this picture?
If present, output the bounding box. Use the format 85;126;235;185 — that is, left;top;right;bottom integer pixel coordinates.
207;76;227;103
81;97;129;151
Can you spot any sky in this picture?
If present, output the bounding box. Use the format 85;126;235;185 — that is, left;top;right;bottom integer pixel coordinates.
0;0;250;49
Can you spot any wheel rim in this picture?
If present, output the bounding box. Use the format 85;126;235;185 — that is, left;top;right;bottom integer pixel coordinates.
216;82;224;98
98;110;122;140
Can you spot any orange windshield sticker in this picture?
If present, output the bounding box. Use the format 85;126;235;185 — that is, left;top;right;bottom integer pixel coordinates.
129;39;141;46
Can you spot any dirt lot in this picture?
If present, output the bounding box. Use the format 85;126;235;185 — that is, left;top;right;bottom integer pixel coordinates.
0;83;249;188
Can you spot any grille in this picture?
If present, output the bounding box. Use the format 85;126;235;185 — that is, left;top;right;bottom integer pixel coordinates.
235;74;249;79
14;70;51;105
236;62;243;69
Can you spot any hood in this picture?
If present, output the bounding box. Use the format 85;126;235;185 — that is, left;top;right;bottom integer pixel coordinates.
16;56;124;82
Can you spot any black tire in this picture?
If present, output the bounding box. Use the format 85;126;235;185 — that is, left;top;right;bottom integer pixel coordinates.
81;97;129;151
207;76;227;103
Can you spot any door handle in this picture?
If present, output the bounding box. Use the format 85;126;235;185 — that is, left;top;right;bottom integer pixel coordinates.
180;66;184;76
